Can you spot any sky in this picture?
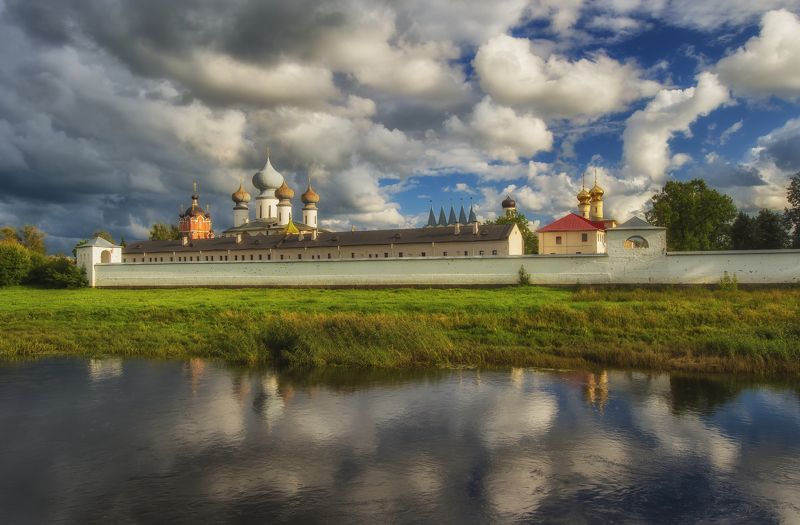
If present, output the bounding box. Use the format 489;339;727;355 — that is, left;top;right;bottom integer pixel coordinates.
1;0;799;253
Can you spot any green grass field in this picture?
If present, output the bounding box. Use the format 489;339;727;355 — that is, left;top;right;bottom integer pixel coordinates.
1;285;799;374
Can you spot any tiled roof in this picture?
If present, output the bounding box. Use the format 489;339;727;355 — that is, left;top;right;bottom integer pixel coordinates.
536;213;606;233
123;224;515;254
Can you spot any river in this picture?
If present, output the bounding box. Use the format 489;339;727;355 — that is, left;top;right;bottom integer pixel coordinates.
1;358;798;523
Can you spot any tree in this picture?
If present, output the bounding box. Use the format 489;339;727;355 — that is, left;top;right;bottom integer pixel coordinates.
754;209;790;249
645;179;737;251
1;226;19;243
149;223;181;241
485;212;538;254
0;241;32;286
27;256;88;288
786;172;800;248
731;212;757;250
20;225;46;254
91;230;116;244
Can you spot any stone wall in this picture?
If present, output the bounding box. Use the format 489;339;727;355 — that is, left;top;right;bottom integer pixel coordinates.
93;249;800;287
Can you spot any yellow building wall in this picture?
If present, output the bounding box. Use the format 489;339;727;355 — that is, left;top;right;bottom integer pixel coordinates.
538;230;605;255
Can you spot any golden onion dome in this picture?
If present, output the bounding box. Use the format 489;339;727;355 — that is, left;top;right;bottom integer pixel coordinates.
577;187;591;203
275;181;295;200
231;182;251;204
590;183;605;199
301;184;320;204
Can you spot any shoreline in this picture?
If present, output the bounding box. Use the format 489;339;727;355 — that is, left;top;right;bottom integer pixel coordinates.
2;286;799;375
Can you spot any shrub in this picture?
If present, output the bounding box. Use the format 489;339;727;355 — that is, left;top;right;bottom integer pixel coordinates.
518;265;530;285
718;271;738;292
0;242;32;286
27;256;88;288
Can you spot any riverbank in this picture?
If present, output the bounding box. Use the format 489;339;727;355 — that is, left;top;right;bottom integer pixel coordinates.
1;286;799;374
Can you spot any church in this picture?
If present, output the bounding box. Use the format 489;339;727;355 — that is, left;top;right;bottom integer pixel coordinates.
120;151;524;263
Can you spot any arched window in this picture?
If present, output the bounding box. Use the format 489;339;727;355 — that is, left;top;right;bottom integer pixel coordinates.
100;250;112;263
624;236;649;249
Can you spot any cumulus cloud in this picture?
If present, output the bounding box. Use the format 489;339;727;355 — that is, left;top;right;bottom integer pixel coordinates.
445;97;553;162
622;72;731;183
716;9;800;100
473;34;659;120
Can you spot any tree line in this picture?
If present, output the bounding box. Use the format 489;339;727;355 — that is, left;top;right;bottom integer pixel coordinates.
645;173;800;251
0;225;87;288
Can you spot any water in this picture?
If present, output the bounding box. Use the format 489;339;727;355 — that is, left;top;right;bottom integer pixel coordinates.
1;359;799;524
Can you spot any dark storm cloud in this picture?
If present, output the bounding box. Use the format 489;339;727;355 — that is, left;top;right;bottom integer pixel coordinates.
686;159;766;187
759;125;800;172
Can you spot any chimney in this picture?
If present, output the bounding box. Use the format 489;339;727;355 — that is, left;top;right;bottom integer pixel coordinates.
181;235;189;246
472;222;479;235
236;233;243;244
454;223;461;235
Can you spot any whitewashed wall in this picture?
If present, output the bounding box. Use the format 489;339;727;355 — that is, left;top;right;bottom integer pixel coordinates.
93;249;800;287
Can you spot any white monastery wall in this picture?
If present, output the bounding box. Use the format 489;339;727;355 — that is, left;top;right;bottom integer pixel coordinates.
92;249;800;287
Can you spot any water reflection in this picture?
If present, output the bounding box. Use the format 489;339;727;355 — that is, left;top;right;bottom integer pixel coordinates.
0;359;798;523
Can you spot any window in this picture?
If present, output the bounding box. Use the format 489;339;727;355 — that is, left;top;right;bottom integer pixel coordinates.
250;255;254;260
234;255;238;261
123;258;127;263
384;253;389;258
351;253;355;259
280;254;285;260
492;250;497;255
369;254;372;258
464;251;468;256
224;255;229;261
327;253;331;259
210;256;214;261
399;252;403;258
170;257;173;262
160;257;163;262
258;254;262;260
267;254;271;260
443;251;448;256
205;256;209;261
421;252;426;257
581;233;588;242
479;250;484;256
556;236;562;245
190;257;193;262
624;236;649;249
298;254;302;260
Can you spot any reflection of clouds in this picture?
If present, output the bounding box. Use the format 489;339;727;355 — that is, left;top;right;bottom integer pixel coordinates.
486;456;550;517
634;397;739;472
481;391;557;447
87;358;122;381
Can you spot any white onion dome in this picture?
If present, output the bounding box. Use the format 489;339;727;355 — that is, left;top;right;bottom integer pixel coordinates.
232;182;251;204
275;181;295;201
301;184;320;204
252;154;284;191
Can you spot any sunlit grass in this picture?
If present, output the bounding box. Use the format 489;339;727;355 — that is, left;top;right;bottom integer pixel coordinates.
1;285;798;374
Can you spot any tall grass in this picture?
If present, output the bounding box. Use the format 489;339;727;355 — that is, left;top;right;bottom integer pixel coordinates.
1;286;798;374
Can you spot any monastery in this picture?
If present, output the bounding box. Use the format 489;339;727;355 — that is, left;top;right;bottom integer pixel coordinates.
75;152;799;287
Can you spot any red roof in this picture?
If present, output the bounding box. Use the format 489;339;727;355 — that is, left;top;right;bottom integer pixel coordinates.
536;213;606;233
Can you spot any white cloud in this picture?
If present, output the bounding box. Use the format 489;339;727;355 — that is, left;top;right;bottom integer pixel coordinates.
473;34;659;120
717;9;800;100
622;72;730;183
719;120;744;144
446;97;553;162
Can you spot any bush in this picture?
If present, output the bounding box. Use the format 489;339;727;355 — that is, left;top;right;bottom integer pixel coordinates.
718;271;738;292
0;242;32;286
518;265;531;285
27;257;88;288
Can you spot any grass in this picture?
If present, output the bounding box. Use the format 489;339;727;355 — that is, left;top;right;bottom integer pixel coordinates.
1;285;799;374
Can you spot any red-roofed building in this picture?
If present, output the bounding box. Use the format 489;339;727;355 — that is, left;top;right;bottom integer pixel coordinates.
537;213;616;254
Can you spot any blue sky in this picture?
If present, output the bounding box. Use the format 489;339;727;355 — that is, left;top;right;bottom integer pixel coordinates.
0;0;799;253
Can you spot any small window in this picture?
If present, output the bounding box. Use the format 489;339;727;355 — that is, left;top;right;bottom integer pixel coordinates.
369;254;372;258
556;236;562;245
225;255;229;261
205;256;208;261
259;254;262;260
399;252;403;258
328;253;331;259
443;251;448;256
170;257;173;262
189;257;193;262
384;253;388;258
267;254;271;260
624;236;649;249
280;254;285;260
463;251;468;256
298;254;302;260
250;254;254;260
581;233;588;242
351;253;355;258
492;250;498;255
421;252;426;257
479;250;484;256
210;256;214;261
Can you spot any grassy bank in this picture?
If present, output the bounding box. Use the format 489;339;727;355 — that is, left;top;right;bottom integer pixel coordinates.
1;286;799;374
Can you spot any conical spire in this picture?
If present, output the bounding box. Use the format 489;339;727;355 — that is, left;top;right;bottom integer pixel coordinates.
458;203;467;225
468;203;477;224
448;206;457;225
438;207;447;226
426;206;437;227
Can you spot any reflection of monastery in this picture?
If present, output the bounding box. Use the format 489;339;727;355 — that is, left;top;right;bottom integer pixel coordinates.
75;152;800;287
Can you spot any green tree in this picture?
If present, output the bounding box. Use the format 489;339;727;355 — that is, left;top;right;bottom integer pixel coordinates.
786;172;800;248
0;241;32;286
1;226;19;243
645;179;737;251
20;225;46;254
485;212;538;254
27;256;88;288
119;235;127;247
731;212;757;250
754;209;790;249
149;223;181;241
91;230;116;244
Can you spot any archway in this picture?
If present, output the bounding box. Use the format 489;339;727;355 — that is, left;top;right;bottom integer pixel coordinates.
624;236;649;249
101;250;112;263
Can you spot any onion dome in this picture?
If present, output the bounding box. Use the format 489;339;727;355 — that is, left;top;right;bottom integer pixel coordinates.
577;187;591;204
275;181;295;200
252;151;284;191
183;205;207;218
590;182;605;200
231;182;251;204
301;184;319;204
502;195;516;209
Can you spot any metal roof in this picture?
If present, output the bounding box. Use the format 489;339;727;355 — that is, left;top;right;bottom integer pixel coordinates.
615;216;664;230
